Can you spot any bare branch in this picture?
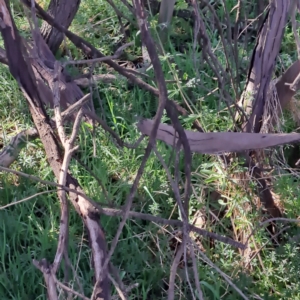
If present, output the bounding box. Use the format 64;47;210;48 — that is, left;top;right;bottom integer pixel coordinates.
99;1;171;286
0;190;57;210
33;259;58;300
63;42;133;66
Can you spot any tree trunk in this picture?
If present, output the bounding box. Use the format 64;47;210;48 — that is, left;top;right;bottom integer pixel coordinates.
236;0;291;218
40;0;81;54
240;0;290;133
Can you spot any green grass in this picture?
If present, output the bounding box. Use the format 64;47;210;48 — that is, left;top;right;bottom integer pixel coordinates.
1;1;300;299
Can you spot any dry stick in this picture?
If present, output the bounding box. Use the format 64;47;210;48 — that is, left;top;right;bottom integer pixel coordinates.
63;42;134;67
168;243;184;300
0;165;246;249
53;78;84;287
51;61;82;275
52;62;77;290
154;146;191;300
95;1;171;288
22;0;204;134
53;274;89;300
0;190;57;210
107;273;127;300
174;142;197;300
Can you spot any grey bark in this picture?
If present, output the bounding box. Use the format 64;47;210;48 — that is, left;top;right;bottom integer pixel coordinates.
40;0;81;54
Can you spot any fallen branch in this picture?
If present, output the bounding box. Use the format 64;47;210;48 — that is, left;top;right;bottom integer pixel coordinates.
138;119;300;154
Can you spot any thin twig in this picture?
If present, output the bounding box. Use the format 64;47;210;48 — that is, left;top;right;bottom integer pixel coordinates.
53;274;89;300
51;61;77;274
0;189;57;209
98;1;170;284
63;42;133;67
108;273;127;300
106;0;133;25
168;243;184;300
0;165;246;249
61;93;91;121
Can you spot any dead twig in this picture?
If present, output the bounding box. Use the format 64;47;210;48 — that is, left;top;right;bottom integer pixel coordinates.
51;61;82;275
0;165;246;249
0;190;57;210
53;274;89;300
63;42;133;67
0;3;110;297
168;243;184;300
98;1;171;287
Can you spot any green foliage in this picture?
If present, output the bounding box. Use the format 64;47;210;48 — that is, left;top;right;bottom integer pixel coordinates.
1;1;300;299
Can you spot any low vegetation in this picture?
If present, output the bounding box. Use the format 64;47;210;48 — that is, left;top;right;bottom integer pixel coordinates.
1;1;300;299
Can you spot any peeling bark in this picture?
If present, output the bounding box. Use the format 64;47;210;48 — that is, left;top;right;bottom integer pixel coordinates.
138;119;300;154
